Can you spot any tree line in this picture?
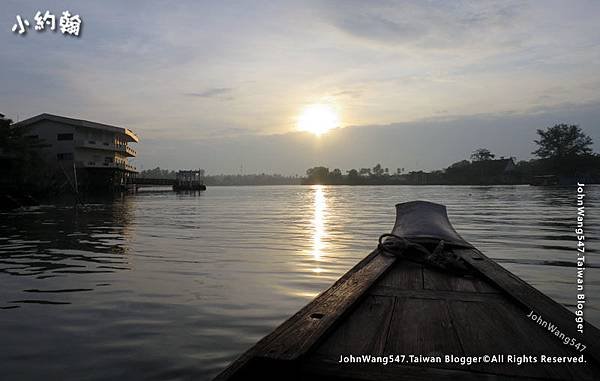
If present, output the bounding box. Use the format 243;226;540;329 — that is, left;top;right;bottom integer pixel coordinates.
303;124;599;185
138;167;301;186
140;123;598;186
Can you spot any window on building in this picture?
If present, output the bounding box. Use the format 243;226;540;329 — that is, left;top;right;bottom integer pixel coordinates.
57;133;73;141
57;153;74;160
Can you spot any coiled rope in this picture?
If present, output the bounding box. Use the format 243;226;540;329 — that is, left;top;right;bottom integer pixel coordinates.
377;233;468;275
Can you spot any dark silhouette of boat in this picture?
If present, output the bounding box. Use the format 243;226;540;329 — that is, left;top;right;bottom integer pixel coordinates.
214;201;600;380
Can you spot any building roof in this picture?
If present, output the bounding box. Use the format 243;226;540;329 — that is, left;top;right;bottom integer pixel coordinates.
13;113;139;142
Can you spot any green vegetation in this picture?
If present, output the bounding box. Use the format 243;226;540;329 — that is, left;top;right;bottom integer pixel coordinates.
470;148;495;161
302;159;519;185
520;124;599;181
533;124;593;159
204;174;300;186
138;167;178;179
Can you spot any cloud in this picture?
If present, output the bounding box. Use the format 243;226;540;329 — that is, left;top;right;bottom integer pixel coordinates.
184;87;234;99
330;89;364;99
319;1;525;51
135;100;600;175
2;0;600;173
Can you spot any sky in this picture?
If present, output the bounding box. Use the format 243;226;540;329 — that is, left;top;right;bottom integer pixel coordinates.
1;0;599;175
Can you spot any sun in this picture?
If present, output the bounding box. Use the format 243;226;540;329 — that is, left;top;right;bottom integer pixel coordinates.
297;104;340;136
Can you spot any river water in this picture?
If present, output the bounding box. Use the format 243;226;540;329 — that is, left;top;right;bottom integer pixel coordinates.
0;185;598;380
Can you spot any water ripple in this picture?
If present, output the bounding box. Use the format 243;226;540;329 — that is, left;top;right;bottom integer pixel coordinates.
0;185;598;380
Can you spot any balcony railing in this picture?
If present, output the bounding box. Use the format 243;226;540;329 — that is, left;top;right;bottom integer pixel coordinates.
80;161;137;172
75;140;137;157
116;144;137;157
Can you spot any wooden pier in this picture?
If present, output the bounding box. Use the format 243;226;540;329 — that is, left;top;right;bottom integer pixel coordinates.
173;170;206;191
129;170;206;191
215;201;600;380
131;177;176;186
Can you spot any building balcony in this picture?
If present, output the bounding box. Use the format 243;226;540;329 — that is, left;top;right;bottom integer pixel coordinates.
75;140;137;157
80;161;137;172
116;144;136;157
124;162;137;172
75;140;113;151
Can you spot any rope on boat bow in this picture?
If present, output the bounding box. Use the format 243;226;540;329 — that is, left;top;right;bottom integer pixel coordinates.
377;233;469;275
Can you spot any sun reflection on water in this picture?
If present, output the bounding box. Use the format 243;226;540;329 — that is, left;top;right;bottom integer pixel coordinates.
312;185;326;270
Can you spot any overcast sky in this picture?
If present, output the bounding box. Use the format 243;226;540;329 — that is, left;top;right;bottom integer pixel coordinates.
2;1;599;174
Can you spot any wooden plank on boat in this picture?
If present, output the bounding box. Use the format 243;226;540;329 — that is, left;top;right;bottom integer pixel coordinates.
370;287;506;303
315;295;395;357
455;248;600;365
376;259;423;290
449;299;570;379
423;267;498;293
384;298;463;360
489;299;595;380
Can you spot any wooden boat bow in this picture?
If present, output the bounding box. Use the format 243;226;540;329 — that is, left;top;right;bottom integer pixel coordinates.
214;201;600;380
391;201;472;248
